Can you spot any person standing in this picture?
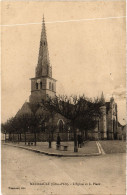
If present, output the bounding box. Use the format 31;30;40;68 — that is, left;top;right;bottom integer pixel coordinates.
57;134;61;145
56;134;61;149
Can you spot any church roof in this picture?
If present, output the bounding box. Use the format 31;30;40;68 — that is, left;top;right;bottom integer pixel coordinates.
16;101;51;118
35;105;50;116
16;102;33;117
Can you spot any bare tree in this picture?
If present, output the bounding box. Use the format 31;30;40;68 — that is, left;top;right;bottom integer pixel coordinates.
43;95;102;152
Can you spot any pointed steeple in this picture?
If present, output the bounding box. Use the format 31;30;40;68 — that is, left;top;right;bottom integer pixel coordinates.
30;16;56;103
100;92;105;105
110;95;114;102
36;15;52;77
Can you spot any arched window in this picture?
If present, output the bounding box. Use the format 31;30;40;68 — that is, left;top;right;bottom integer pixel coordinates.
58;120;64;132
36;82;38;89
40;82;42;89
52;83;54;91
49;82;51;90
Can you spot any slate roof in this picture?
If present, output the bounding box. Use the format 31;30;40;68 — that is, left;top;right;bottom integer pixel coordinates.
16;102;50;117
16;102;33;117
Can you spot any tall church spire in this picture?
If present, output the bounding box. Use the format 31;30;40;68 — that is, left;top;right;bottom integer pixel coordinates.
36;16;52;77
100;92;105;105
30;16;56;104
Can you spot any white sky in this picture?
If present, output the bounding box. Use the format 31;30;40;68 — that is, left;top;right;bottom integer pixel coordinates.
1;1;126;125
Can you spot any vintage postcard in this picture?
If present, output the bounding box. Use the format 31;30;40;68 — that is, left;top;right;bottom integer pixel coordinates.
1;1;126;195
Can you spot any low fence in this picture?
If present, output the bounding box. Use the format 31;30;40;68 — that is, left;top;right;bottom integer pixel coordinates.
5;132;74;142
4;131;125;142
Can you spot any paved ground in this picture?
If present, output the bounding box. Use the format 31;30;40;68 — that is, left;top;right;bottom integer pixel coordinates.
1;144;126;195
3;141;100;156
99;140;126;154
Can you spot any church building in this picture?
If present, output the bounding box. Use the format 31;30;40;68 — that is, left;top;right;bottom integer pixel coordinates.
16;16;123;141
16;16;68;137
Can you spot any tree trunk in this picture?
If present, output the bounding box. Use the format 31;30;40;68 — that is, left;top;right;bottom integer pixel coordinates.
85;130;88;140
13;133;14;142
5;133;6;143
73;122;78;152
20;133;22;141
9;133;11;141
51;131;53;141
49;139;51;148
74;132;78;152
18;134;19;144
25;132;26;145
49;132;52;148
34;132;36;146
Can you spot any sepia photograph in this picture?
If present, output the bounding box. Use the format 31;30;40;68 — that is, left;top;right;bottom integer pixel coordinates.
1;1;126;195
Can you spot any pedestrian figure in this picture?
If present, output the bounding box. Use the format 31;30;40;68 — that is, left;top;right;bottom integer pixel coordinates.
56;134;61;149
57;134;61;145
78;135;83;148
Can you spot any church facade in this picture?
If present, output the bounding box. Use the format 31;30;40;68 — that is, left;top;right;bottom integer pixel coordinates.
16;17;124;141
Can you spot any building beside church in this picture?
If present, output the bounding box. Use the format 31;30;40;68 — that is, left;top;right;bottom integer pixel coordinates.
87;95;119;140
16;17;125;141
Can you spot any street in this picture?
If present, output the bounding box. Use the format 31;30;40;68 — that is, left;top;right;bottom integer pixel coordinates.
1;144;126;195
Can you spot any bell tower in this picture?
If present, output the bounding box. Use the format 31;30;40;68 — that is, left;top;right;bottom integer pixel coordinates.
29;16;56;103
